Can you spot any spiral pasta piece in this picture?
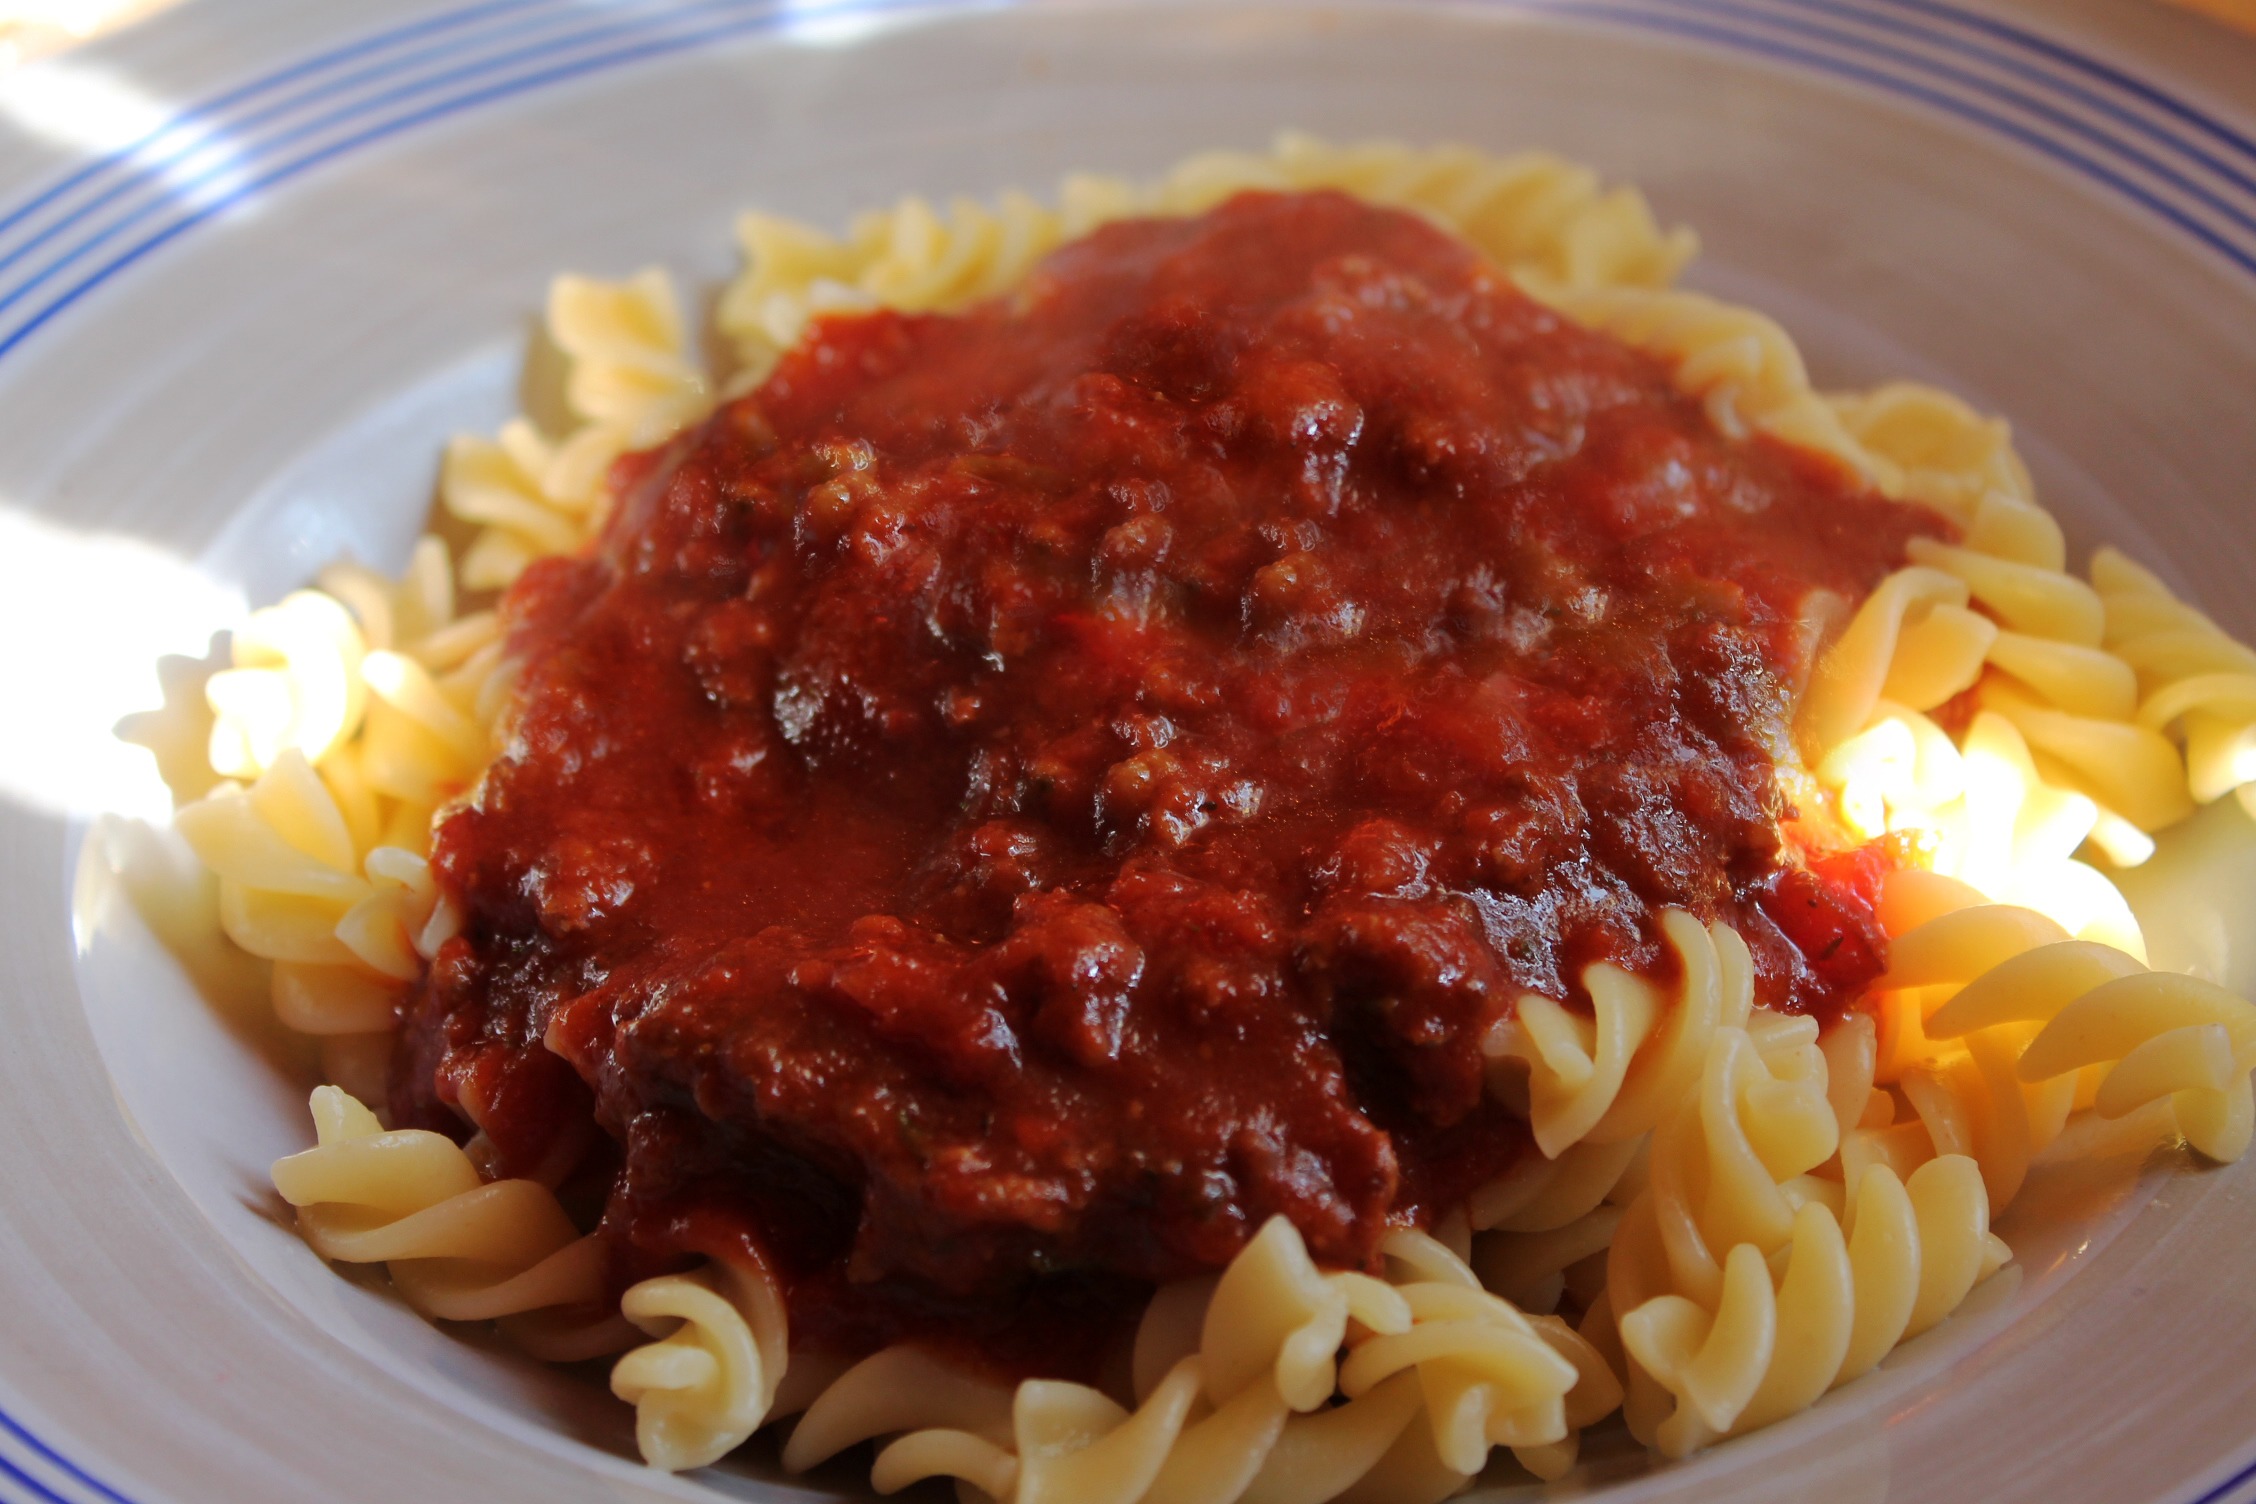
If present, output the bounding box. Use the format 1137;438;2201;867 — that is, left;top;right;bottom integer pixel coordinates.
1639;1020;1844;1312
781;1345;1017;1474
204;539;507;796
270;1087;612;1327
1815;692;2153;952
785;1218;1590;1503
2091;545;2256;810
1801;566;1981;758
205;588;368;780
1190;133;1694;290
1483;909;1754;1159
1466;1137;1646;1321
1544;283;1888;485
1467;1134;1646;1236
1595;1010;2006;1457
1617;1156;1997;1457
172;752;448;1037
316;541;511;836
611;1256;789;1471
1801;558;2175;913
1903;537;2104;648
445;269;712;589
1795;452;2229;900
1470;1203;1619;1312
316;535;466;661
1868;901;2256;1192
443;421;617;590
1756;282;2227;893
550;268;711;445
1825;381;2037;526
357;642;499;804
176;751;367;953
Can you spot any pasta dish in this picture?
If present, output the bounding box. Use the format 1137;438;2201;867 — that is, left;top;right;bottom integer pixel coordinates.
153;137;2256;1498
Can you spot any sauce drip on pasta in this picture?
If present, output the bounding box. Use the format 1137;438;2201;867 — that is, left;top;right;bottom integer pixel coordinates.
398;190;1944;1370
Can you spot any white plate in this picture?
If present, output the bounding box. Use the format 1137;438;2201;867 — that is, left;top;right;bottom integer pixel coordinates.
4;2;2256;1501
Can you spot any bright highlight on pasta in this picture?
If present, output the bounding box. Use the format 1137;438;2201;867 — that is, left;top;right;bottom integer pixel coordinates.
125;134;2256;1496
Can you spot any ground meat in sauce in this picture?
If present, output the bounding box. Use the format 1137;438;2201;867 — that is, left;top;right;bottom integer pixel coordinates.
398;190;1942;1367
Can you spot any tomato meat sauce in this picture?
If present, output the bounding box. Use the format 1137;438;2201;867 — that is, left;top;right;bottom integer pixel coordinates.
397;190;1943;1374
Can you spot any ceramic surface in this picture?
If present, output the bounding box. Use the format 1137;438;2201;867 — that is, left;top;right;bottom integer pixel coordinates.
2;3;2255;1501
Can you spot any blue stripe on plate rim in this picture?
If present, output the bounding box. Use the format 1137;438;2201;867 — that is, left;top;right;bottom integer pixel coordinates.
0;0;2254;368
0;0;645;293
3;0;2255;1500
0;1404;137;1504
0;0;2247;360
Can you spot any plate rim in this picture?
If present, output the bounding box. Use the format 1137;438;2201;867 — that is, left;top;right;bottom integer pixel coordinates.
7;3;2256;1502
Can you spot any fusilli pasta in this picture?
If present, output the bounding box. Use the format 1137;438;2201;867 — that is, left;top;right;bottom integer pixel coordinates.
611;1257;789;1471
1482;909;1754;1160
2096;545;2256;812
786;1219;1598;1501
271;1088;625;1343
1596;1013;2008;1457
1872;901;2256;1184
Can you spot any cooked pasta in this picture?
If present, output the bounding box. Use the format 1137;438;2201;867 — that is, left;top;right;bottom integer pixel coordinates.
1801;566;1989;754
101;133;2252;1491
1615;1157;1999;1457
1826;382;2037;530
1870;899;2256;1183
1467;1135;1647;1240
1538;285;1886;479
171;750;447;1099
787;1220;1597;1502
611;1258;790;1471
716;132;1693;388
204;588;368;781
1595;1010;2010;1458
449;268;712;589
1482;909;1754;1159
270;1088;623;1338
2095;545;2256;811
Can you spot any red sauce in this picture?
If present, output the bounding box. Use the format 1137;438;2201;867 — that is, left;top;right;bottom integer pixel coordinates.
397;190;1939;1371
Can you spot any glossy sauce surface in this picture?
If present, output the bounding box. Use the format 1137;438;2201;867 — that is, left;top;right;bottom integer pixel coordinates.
399;192;1940;1364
